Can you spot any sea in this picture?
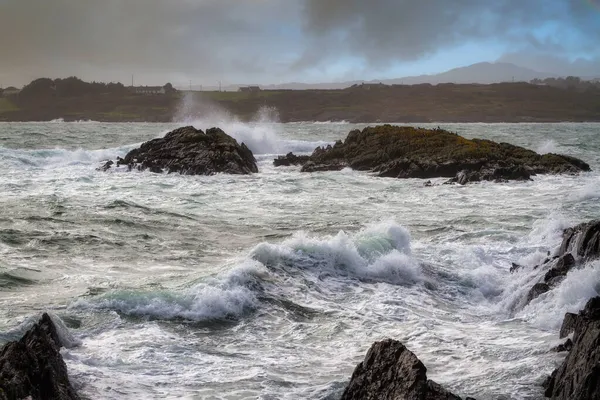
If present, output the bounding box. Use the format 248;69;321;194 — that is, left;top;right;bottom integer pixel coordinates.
0;117;599;399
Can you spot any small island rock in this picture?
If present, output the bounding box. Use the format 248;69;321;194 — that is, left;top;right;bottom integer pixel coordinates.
114;126;258;175
300;125;590;183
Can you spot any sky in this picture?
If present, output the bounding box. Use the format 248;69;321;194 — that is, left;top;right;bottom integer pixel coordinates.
0;0;599;87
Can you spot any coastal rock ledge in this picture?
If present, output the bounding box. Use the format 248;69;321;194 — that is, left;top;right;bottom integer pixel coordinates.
106;126;258;175
299;125;590;183
0;313;79;400
544;297;600;400
341;339;475;400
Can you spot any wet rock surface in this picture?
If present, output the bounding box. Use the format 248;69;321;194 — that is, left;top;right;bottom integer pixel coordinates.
106;126;258;175
273;152;311;167
299;125;590;183
340;339;473;400
0;313;79;400
544;297;600;400
518;221;600;307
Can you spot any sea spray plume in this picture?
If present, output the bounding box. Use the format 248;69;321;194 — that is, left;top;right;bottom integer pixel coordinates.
173;91;291;155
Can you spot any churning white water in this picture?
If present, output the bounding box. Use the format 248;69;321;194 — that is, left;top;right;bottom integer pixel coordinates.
1;120;599;399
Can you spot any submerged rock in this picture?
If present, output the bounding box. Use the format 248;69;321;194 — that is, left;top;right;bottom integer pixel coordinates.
544;297;600;399
273;152;311;167
112;126;258;175
0;313;79;400
300;125;589;183
340;339;473;400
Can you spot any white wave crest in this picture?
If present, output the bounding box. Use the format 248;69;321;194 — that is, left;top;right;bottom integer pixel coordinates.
251;220;420;285
71;261;267;321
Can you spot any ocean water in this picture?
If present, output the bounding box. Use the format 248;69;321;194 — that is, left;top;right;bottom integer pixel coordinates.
0;119;599;399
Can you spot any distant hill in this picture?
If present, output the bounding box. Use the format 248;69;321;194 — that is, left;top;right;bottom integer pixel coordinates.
383;62;557;85
192;62;559;91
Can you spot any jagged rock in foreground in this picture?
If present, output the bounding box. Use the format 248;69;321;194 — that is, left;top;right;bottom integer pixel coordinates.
112;126;258;175
0;313;79;400
522;220;600;305
301;125;590;183
544;297;600;399
273;152;311;167
341;339;474;400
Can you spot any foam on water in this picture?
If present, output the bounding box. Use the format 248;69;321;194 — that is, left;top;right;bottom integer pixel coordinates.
1;121;600;399
0;145;136;169
518;260;600;330
252;220;421;285
72;261;266;322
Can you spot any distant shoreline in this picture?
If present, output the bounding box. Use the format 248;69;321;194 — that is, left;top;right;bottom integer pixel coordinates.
2;81;600;124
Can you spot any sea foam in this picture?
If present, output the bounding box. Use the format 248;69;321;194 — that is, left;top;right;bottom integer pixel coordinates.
251;220;421;285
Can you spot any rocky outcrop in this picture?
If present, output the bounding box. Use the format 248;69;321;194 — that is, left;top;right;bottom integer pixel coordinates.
108;126;258;175
340;339;474;400
273;152;311;167
519;221;600;306
544;297;600;399
300;125;590;183
0;313;79;400
559;220;600;262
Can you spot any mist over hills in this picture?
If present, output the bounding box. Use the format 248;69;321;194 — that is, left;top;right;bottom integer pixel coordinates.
206;62;588;91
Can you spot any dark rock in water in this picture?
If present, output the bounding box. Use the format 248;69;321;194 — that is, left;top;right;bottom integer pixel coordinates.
543;254;576;282
0;313;79;400
302;160;348;172
116;126;258;175
522;220;600;307
559;220;600;262
526;282;550;303
510;262;524;273
560;312;580;339
273;152;311;167
340;339;470;400
300;125;590;183
551;339;573;353
424;180;433;187
544;297;600;399
96;160;113;172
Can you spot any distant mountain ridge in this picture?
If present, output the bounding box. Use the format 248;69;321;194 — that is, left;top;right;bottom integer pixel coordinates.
198;62;561;91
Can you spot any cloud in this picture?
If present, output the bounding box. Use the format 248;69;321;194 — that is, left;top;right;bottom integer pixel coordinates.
0;0;598;86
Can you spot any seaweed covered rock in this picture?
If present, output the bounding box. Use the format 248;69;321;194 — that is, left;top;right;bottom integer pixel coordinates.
301;125;590;183
544;297;600;399
340;339;473;400
114;126;258;175
0;313;79;400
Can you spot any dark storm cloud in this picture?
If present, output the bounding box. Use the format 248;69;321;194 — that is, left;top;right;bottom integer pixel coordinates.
0;0;598;86
298;0;599;68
